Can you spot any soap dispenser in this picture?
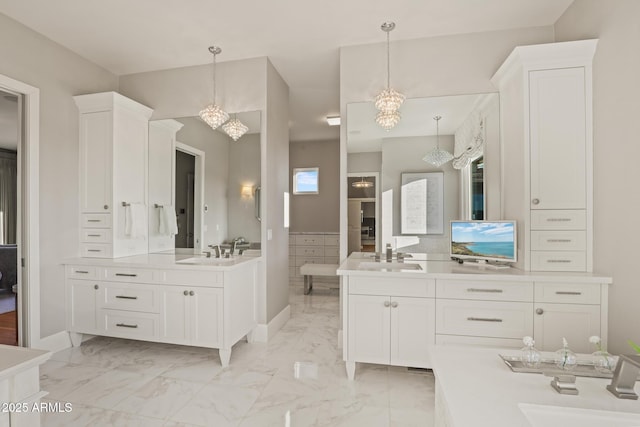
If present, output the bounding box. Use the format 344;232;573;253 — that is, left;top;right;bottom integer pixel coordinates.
554;337;577;371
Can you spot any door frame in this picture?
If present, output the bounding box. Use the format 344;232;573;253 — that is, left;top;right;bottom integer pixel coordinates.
0;74;40;347
175;142;205;251
347;172;380;253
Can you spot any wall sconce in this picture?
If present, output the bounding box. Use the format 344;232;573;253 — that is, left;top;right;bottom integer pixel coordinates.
241;185;253;198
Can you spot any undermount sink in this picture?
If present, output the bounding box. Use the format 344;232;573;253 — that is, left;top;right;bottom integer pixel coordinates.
358;261;422;271
176;257;237;265
518;403;640;427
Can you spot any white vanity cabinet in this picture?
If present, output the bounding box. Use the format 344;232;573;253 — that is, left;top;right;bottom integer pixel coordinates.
343;275;435;380
492;40;597;272
64;258;258;367
74;92;153;258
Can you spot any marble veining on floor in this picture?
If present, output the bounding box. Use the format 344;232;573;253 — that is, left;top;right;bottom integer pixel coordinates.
39;285;435;426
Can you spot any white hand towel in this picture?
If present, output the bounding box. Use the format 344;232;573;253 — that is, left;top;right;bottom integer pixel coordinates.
159;205;178;236
125;203;147;239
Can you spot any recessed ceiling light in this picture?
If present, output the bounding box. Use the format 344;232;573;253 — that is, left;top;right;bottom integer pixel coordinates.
326;116;341;126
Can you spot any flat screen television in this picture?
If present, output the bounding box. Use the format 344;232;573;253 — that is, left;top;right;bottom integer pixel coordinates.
450;220;517;263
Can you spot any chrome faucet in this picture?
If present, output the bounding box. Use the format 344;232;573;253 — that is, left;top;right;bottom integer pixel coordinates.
607;354;640;399
385;244;392;262
208;244;221;258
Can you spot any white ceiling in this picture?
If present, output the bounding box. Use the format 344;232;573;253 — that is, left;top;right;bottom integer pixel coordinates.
0;0;572;142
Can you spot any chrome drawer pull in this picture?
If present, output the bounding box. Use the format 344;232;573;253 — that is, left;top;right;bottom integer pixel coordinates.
467;288;503;293
547;218;571;222
555;291;582;296
115;273;138;277
75;270;89;274
384;301;390;307
115;295;138;300
547;239;572;243
87;249;101;252
87;219;101;222
547;259;571;263
115;323;138;329
87;234;102;237
467;317;503;323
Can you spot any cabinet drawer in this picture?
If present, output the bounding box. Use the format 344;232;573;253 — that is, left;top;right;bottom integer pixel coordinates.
324;246;340;257
530;210;586;230
153;269;222;286
531;231;586;251
324;256;340;264
100;283;160;313
104;267;154;283
435;300;533;339
289;235;296;245
530;251;586;272
81;228;111;243
67;265;98;279
435;334;523;349
295;256;324;267
436;279;533;302
349;276;435;298
295;235;324;246
289;267;296;278
324;235;340;246
100;310;158;338
295;246;324;257
534;282;600;304
289;255;295;266
81;213;112;228
81;243;113;258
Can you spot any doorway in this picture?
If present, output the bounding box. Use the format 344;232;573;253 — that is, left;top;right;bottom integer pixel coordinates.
175;142;205;251
347;173;379;255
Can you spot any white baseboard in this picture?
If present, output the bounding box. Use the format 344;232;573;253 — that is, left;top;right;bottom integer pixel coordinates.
33;331;71;353
253;304;290;343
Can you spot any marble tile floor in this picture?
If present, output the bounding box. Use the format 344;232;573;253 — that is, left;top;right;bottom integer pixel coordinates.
39;285;436;426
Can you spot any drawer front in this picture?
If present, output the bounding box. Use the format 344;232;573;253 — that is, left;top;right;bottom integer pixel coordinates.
324;235;340;246
436;299;533;339
81;243;113;258
530;210;586;230
530;251;586;272
435;334;523;349
436;279;533;302
100;283;160;313
324;256;340;264
104;267;154;283
100;310;158;339
295;235;324;246
67;265;98;279
289;235;296;245
289;255;296;266
349;276;435;298
289;266;296;278
295;256;324;267
534;282;600;304
530;231;586;251
82;213;112;228
153;269;222;286
324;246;340;257
295;246;324;257
81;228;111;243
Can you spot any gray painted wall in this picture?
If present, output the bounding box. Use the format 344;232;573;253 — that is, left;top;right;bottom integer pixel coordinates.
228;133;261;243
289;139;340;232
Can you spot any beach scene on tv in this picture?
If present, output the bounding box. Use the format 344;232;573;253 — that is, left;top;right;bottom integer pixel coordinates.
451;222;515;260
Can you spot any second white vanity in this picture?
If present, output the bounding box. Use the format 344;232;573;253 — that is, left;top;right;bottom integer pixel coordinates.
338;254;611;380
63;253;259;367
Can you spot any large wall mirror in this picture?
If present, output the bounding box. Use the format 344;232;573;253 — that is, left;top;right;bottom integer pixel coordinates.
346;93;500;255
148;111;261;254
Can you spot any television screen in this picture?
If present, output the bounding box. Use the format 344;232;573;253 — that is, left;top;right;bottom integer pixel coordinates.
450;221;517;262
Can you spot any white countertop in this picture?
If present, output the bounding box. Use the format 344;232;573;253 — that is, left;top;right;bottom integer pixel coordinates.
0;345;51;382
62;252;261;271
337;253;612;284
431;346;640;427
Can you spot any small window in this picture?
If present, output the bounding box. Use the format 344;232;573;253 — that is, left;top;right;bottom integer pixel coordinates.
293;167;319;194
470;156;484;220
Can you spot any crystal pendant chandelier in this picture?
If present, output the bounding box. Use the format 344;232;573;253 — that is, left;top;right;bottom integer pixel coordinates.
374;22;405;130
422;115;454;167
222;114;249;141
352;177;373;188
199;46;229;130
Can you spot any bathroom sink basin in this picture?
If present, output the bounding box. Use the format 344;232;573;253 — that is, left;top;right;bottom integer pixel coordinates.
518;403;640;427
176;257;237;266
358;262;422;272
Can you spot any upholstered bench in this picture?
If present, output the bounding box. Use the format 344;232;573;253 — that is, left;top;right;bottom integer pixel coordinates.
299;263;338;295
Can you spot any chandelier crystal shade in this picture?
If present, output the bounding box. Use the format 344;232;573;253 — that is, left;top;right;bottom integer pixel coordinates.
422;115;454;167
222;115;249;141
374;22;404;130
375;109;401;131
352;177;374;188
199;46;229;130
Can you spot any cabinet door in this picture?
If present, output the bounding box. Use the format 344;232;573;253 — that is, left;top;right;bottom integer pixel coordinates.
79;111;112;213
159;286;190;345
189;287;223;348
390;297;435;369
67;279;98;333
347;294;390;365
529;67;586;210
534;303;600;353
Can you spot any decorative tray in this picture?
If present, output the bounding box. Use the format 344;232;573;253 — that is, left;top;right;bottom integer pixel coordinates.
499;354;617;379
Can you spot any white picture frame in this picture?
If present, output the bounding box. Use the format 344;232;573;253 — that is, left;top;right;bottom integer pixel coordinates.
401;172;444;234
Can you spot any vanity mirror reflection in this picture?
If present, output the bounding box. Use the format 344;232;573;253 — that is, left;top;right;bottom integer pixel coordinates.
148;111;261;254
346;93;500;255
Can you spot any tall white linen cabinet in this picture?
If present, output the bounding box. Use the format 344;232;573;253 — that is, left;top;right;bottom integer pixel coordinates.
492;40;597;272
74;92;154;258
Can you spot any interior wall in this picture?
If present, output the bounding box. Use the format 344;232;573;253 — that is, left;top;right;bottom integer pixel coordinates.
0;12;119;340
228;133;261;243
554;0;640;354
347;152;382;174
289;139;340;232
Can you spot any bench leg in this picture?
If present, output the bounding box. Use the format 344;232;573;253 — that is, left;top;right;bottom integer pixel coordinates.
304;275;313;295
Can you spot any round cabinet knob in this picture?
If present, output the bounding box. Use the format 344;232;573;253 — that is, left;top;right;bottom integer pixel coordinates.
383;301;390;307
391;302;398;308
94;284;99;290
183;290;189;296
536;308;544;315
104;204;109;210
532;198;540;205
189;291;195;296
